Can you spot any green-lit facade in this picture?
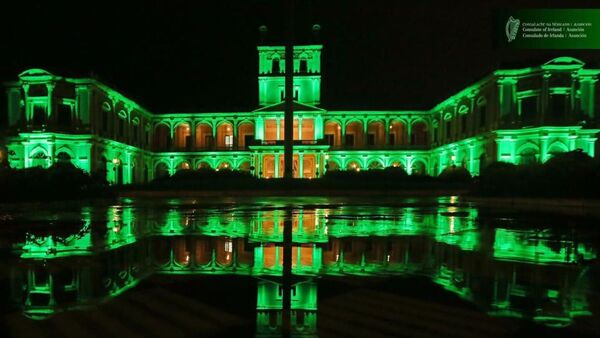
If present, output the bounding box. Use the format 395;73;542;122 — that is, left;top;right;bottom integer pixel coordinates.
2;47;600;183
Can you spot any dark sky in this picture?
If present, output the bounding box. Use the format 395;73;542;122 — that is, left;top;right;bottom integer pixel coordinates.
2;0;600;113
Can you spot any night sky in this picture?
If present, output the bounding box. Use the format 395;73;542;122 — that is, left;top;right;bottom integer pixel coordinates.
2;0;600;113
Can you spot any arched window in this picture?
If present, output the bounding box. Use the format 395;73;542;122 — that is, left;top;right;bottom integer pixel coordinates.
56;152;71;165
155;163;169;179
326;160;339;172
411;161;427;175
368;161;383;170
31;151;48;168
346;161;361;171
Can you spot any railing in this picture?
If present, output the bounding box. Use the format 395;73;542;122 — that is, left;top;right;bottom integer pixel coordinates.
158;141;432;152
170;145;251;152
249;139;329;147
328;144;430;151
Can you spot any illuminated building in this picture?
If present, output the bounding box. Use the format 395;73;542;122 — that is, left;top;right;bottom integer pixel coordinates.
2;47;599;183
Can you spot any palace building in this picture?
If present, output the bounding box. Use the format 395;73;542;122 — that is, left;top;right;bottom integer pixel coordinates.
1;44;599;184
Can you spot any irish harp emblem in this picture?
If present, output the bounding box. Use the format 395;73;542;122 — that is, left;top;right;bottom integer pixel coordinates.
505;16;520;42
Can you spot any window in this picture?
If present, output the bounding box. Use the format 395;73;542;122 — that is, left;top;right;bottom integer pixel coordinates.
520;96;537;123
118;118;124;138
244;134;254;149
56;152;71;164
345;134;354;146
57;104;71;128
133;125;139;143
102;110;108;132
272;59;280;73
549;94;567;120
205;135;214;148
299;59;308;73
446;121;452;139
325;134;334;146
294;89;299;100
367;133;375;146
32;104;46;125
433;127;438;143
225;135;233;148
280;88;285;102
479;105;487;128
461;115;467;134
389;133;395;145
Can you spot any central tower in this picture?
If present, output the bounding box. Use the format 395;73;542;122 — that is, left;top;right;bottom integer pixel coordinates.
257;45;322;106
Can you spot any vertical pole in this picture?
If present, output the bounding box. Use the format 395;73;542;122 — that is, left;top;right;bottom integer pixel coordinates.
282;208;293;338
282;3;295;335
284;0;294;179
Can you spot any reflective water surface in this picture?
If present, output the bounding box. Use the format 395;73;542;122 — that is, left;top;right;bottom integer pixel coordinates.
1;196;599;337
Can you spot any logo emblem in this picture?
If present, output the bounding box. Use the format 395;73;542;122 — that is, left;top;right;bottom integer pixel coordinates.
505;16;520;42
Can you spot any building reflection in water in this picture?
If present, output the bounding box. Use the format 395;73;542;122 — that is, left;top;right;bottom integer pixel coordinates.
6;200;598;334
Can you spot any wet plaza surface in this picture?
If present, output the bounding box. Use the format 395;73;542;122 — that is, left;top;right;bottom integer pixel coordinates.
1;196;599;337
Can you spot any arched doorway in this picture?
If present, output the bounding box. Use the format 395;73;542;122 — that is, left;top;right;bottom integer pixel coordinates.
153;124;171;151
411;160;427;175
216;123;234;149
345;121;363;148
389;121;407;146
346;161;361;171
174;123;191;150
411;121;429;146
195;123;213;149
368;160;384;170
155;162;169;179
324;121;342;147
238;122;255;149
367;121;385;147
56;152;71;165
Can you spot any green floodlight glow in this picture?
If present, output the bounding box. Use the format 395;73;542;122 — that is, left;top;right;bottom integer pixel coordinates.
5;52;600;182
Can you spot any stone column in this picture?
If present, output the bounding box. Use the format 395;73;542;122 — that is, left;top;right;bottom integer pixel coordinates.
190;121;196;150
314;115;323;139
497;77;518;125
580;76;597;120
385;119;390;145
255;116;265;140
274;153;280;178
46;83;55;123
169;122;175;151
276;117;281;141
298;117;303;140
540;136;549;163
298;153;304;178
7;87;22;126
233;121;238;149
